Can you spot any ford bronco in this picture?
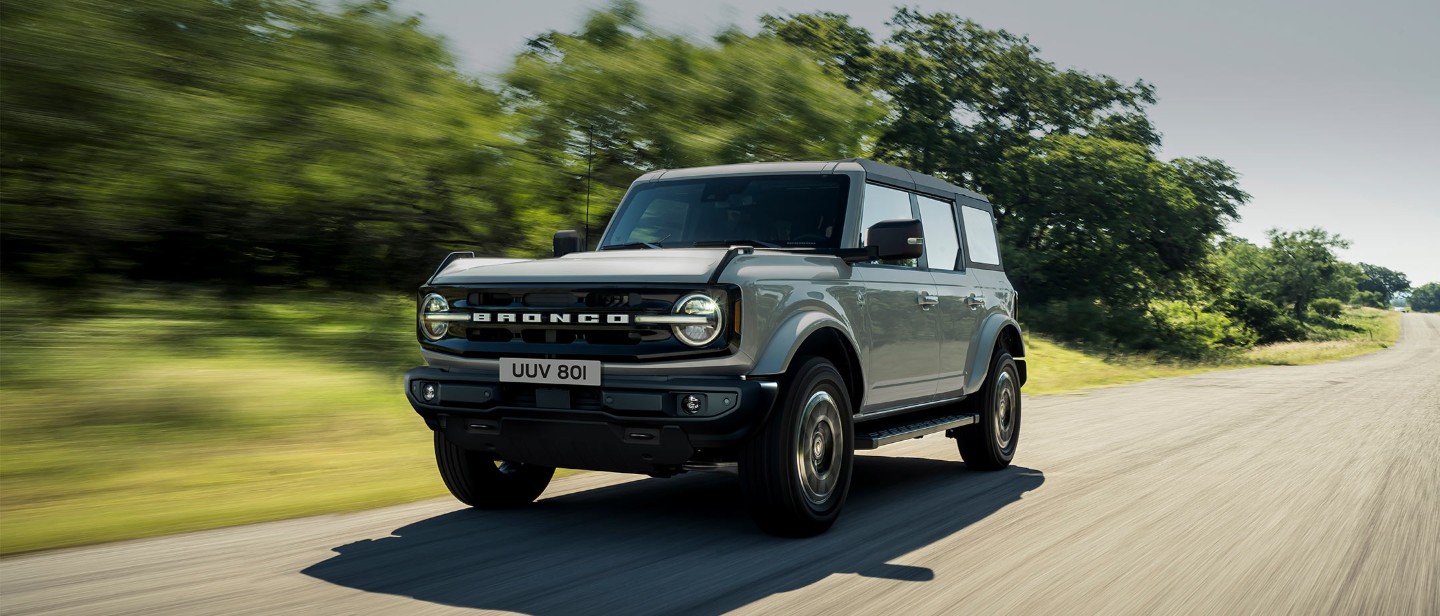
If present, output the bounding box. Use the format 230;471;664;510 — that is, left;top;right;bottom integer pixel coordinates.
405;159;1026;536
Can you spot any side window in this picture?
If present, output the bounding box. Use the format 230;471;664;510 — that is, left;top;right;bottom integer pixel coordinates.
916;195;960;270
961;207;1001;265
860;183;918;268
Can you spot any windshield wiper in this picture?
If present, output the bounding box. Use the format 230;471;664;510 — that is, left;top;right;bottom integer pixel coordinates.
601;241;662;250
689;239;782;248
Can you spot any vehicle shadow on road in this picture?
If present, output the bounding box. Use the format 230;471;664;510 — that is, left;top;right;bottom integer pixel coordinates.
303;456;1044;615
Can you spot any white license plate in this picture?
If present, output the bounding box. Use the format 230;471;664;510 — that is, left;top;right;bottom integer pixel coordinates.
500;358;601;386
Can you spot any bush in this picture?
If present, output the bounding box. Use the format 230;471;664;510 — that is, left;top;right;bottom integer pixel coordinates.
1021;298;1115;347
1312;298;1343;318
1350;291;1387;309
1218;291;1304;344
1145;300;1250;356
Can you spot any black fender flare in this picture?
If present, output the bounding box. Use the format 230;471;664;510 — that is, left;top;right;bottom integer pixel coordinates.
964;314;1026;394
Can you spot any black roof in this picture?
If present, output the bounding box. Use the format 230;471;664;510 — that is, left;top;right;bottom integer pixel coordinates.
838;158;991;212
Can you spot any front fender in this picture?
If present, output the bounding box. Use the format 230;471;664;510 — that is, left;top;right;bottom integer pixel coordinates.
964;314;1026;394
750;310;858;377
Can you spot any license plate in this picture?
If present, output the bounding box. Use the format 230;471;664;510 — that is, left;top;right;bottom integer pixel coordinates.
500;358;601;386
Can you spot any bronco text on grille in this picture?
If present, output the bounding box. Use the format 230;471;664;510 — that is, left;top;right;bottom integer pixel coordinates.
472;311;633;324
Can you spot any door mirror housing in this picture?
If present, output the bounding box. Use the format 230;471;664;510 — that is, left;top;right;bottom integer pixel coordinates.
865;219;924;261
553;230;581;257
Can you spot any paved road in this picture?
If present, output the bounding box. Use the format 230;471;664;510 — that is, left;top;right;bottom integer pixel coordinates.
4;314;1438;615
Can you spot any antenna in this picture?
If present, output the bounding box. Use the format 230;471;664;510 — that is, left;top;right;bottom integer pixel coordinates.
584;126;593;250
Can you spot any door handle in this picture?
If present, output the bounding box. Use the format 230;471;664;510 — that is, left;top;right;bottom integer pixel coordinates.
918;293;940;308
965;293;986;309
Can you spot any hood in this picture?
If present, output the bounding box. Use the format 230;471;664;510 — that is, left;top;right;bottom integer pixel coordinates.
430;248;732;285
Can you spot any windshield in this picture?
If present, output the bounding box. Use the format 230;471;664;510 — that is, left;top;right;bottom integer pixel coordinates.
601;174;851;249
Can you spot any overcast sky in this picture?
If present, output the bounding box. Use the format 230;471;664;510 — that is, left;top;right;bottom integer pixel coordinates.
394;0;1440;285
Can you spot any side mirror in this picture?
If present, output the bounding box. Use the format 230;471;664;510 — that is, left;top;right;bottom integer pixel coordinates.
865;219;924;261
553;230;581;257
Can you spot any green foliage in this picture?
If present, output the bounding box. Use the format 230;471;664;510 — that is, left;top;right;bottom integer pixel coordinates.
0;0;1386;357
1312;298;1343;318
504;6;878;252
1350;290;1387;309
1;0;877;286
765;8;1247;350
1217;290;1305;344
991;135;1240;310
1356;263;1410;301
2;0;522;289
1145;300;1252;356
1410;283;1440;312
1219;230;1358;323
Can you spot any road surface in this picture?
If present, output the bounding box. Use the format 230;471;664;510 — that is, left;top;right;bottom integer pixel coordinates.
3;313;1438;615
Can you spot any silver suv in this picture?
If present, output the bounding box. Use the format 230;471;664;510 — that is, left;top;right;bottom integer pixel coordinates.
405;158;1026;536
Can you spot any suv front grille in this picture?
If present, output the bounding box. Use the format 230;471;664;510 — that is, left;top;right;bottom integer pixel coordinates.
424;285;737;362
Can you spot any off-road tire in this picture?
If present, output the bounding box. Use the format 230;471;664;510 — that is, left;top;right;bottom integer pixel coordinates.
434;432;554;508
739;357;855;537
956;350;1021;470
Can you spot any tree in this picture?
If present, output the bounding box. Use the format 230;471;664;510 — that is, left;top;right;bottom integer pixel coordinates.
1356;263;1411;302
1;1;878;287
764;8;1247;347
1260;228;1358;320
2;0;517;289
503;3;879;252
1410;283;1440;313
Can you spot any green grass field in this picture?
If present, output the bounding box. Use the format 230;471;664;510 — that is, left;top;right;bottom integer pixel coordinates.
0;287;1402;554
0;287;449;554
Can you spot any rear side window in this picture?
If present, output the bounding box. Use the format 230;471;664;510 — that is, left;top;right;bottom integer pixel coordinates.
916;195;960;270
961;207;1001;265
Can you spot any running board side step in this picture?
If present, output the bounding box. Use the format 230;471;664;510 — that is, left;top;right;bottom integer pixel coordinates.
855;413;978;449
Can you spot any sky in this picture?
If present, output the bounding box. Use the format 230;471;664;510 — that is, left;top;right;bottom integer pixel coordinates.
393;0;1440;285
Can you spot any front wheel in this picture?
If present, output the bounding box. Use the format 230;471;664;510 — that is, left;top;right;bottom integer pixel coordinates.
434;432;554;508
739;357;854;537
955;350;1021;470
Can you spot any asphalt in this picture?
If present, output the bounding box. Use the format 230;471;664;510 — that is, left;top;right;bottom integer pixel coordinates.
3;313;1437;615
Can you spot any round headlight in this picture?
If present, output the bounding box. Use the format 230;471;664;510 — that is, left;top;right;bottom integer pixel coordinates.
419;293;450;341
672;293;723;346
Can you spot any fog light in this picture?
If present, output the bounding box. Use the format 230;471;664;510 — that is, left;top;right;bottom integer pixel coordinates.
681;394;704;415
422;383;438;402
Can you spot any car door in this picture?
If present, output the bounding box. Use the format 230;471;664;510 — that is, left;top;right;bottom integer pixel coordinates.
918;193;985;399
854;183;942;412
958;200;1013;332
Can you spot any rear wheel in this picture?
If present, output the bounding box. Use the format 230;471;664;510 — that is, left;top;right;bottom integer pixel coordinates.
956;350;1020;470
434;432;554;508
739;357;854;537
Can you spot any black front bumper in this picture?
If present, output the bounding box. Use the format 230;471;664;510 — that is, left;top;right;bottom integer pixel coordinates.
404;366;778;474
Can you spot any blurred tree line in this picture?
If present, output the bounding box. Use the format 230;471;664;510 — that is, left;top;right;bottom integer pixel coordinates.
2;0;868;289
0;0;1413;351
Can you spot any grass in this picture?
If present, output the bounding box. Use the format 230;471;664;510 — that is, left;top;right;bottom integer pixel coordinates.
0;286;450;555
1022;307;1402;395
0;285;1403;555
1020;336;1228;395
1243;307;1401;365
